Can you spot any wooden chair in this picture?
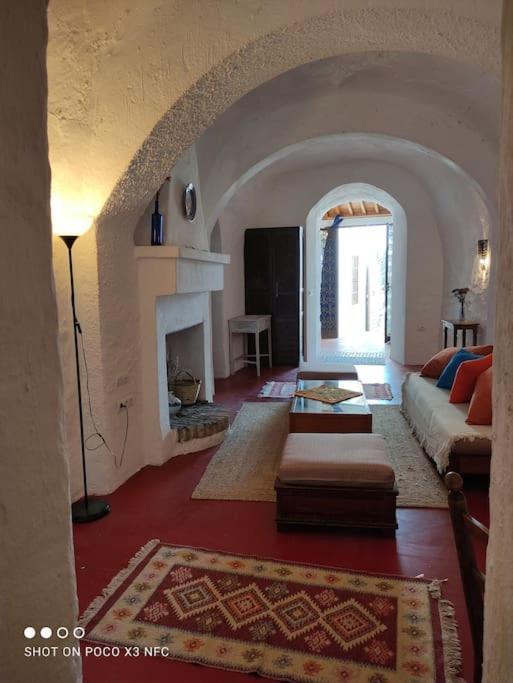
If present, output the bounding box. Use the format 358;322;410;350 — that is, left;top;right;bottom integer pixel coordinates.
445;471;488;683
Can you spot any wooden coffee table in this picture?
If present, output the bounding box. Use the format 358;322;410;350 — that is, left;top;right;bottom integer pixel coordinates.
289;379;372;433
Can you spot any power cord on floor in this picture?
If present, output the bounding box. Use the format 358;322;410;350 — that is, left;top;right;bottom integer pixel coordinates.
79;330;129;469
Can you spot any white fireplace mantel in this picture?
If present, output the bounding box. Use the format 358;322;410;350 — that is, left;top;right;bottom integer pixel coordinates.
135;245;230;297
135;245;230;465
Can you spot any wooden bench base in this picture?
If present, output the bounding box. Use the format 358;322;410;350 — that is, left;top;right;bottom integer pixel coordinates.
448;451;491;476
275;478;398;537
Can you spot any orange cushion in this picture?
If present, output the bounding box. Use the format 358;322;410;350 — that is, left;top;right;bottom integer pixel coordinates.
466;367;493;425
421;345;493;379
450;354;493;403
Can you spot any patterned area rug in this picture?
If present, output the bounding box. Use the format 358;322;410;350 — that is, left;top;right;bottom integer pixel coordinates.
259;381;393;401
364;383;393;401
192;403;448;508
80;542;463;683
258;381;298;398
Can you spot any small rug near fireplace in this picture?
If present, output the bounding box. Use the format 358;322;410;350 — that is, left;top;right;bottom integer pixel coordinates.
192;403;448;508
192;402;289;502
80;541;463;683
258;381;393;401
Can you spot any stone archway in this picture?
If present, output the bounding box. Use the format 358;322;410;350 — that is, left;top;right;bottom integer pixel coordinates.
302;183;407;367
46;4;500;635
52;16;498;494
37;1;513;678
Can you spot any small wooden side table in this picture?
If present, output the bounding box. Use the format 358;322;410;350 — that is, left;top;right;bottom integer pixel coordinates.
228;315;272;376
441;319;480;348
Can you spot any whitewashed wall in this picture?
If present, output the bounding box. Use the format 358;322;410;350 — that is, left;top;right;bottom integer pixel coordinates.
212;159;445;373
0;3;80;682
483;1;513;678
135;143;208;250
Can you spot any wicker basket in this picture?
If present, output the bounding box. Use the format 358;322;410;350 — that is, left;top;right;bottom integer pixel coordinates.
171;370;201;406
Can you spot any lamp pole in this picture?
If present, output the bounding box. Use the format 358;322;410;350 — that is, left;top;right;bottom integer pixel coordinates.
60;235;110;523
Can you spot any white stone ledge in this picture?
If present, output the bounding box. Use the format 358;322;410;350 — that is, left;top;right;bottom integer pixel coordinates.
178;246;230;264
134;245;230;264
134;245;180;259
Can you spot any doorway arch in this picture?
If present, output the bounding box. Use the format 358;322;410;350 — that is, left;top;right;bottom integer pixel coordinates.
303;183;407;367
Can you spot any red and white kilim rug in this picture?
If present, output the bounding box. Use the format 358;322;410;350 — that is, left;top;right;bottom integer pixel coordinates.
258;381;298;398
81;541;462;682
363;383;394;401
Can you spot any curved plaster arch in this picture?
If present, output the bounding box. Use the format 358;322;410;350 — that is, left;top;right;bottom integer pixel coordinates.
207;132;496;370
52;2;499;499
93;8;499;223
197;51;499;227
302;182;407;366
213;155;446;375
203;133;496;236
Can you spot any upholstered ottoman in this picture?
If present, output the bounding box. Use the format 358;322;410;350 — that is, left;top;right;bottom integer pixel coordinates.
275;433;398;535
297;365;358;381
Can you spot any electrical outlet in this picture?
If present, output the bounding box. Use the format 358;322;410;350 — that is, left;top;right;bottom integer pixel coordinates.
119;397;134;409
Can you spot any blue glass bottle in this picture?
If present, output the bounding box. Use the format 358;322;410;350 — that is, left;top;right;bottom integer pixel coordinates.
151;190;163;245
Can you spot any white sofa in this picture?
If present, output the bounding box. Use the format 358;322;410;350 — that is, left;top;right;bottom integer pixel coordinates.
402;372;492;475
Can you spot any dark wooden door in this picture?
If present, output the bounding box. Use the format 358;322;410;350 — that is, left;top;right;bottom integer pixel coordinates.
244;228;272;314
244;227;301;366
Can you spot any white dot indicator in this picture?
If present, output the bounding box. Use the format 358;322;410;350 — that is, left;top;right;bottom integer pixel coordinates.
40;627;52;639
73;626;85;639
57;627;69;639
24;627;36;639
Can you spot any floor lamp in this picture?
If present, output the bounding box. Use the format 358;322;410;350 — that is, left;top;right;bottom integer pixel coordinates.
57;223;111;523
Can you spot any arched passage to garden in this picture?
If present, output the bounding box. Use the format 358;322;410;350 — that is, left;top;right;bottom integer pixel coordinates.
303;182;408;366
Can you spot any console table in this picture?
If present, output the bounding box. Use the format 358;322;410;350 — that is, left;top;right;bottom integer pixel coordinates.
228;315;272;376
441;319;480;348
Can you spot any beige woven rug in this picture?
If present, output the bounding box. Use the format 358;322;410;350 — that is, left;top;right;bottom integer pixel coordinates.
192;403;448;508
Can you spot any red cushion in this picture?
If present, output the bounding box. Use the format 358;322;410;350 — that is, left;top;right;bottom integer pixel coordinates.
449;354;493;403
466;367;493;425
421;345;493;379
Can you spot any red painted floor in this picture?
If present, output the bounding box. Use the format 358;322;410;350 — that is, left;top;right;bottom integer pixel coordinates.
74;364;488;682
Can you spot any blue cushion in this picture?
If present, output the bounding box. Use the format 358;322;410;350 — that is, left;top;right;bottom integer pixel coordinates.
437;349;480;390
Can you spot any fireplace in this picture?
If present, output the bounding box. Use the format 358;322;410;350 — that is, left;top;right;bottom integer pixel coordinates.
136;245;230;465
166;323;205;402
156;292;214;438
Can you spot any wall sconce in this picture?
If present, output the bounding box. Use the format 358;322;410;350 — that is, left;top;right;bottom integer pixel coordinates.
478;239;489;269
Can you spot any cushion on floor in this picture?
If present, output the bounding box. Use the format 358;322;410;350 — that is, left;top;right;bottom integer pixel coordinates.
297;366;358;381
279;433;395;488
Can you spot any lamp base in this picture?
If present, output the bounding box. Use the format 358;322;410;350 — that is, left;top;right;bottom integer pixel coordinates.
72;498;111;523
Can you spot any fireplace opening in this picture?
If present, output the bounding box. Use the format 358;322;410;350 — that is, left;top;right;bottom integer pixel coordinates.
165;324;230;443
166;323;206;402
